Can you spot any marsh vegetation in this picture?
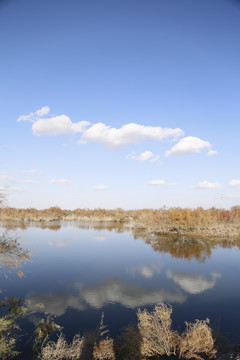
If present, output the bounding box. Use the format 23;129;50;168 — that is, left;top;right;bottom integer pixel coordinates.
1;206;240;237
38;304;217;360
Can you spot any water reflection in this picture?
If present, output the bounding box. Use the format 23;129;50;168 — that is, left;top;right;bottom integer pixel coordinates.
0;221;240;348
134;233;213;262
48;238;71;247
0;230;31;359
133;231;240;263
127;263;161;278
92;235;106;242
26;278;186;317
3;221;240;265
0;230;30;277
1;221;127;233
167;271;221;295
79;279;186;308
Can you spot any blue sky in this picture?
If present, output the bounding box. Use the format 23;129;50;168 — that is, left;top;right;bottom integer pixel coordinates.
0;0;240;209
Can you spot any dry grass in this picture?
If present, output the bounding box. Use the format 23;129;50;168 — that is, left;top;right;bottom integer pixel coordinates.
39;333;84;360
93;338;115;360
37;305;217;360
137;304;180;358
179;318;216;360
92;312;115;360
39;333;115;360
121;305;216;360
1;206;240;227
131;206;240;228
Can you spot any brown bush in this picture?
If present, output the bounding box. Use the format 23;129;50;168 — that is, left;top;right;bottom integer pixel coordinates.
39;333;84;360
137;304;180;358
179;318;216;360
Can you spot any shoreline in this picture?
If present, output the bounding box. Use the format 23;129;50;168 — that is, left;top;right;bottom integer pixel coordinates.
1;207;240;238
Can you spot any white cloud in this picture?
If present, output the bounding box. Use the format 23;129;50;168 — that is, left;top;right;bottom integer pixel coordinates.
50;179;72;185
207;149;218;156
190;181;221;189
17;106;50;122
147;179;178;186
18;108;218;160
78;139;88;145
35;106;50;117
149;157;161;163
165;136;216;157
82;122;184;148
18;106;90;136
0;171;14;184
93;185;107;191
167;272;221;295
33;115;90;136
229;179;240;187
127;150;160;163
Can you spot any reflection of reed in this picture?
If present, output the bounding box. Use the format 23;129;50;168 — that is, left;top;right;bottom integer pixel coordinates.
0;220;127;233
0;231;30;277
75;221;126;233
132;231;240;263
151;235;212;263
0;229;31;359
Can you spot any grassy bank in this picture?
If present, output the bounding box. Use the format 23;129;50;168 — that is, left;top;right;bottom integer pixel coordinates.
1;206;240;237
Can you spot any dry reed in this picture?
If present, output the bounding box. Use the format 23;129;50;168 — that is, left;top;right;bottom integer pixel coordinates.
38;333;84;360
179;318;216;360
137;304;180;358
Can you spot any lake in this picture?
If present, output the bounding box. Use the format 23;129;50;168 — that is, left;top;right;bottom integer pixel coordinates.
0;221;240;357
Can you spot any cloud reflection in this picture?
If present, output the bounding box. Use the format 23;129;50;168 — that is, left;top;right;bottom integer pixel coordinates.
26;278;186;317
48;238;71;247
167;271;221;294
27;291;85;316
127;263;161;279
92;235;106;242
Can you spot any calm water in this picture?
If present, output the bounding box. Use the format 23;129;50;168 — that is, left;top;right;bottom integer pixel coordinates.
1;221;240;352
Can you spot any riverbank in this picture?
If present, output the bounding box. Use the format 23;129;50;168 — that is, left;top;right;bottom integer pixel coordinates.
1;206;240;238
